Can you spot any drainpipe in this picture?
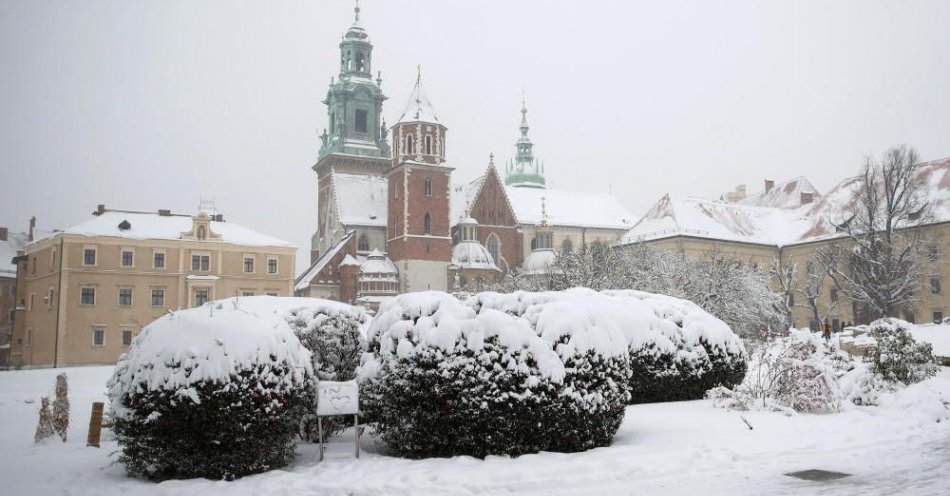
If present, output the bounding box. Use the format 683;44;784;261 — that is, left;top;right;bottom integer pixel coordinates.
52;236;64;368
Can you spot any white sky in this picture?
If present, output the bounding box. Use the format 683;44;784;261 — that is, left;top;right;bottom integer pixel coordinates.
2;0;949;273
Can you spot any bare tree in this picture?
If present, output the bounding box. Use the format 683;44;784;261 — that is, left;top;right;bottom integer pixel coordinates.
816;145;931;322
796;255;837;330
769;259;797;330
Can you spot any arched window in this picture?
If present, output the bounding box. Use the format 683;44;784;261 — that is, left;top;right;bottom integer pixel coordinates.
486;233;500;263
358;234;369;252
355;52;365;72
405;135;414;154
561;238;573;254
197;225;206;240
425;135;432;154
530;237;537;251
423;212;431;235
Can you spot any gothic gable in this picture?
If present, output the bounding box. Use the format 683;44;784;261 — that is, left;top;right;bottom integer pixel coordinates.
469;165;518;227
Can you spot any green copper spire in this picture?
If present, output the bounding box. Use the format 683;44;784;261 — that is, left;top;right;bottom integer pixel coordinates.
505;90;546;188
317;1;391;161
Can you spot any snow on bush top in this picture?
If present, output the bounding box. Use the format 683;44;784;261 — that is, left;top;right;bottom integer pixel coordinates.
471;288;744;357
367;291;569;381
109;296;331;412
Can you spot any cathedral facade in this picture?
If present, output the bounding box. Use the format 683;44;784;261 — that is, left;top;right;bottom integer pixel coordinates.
295;8;635;309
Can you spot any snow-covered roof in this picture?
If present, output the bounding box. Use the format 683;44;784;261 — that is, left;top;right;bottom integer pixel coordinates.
333;173;388;227
739;176;821;209
624;157;950;247
360;249;398;275
396;73;439;124
451;176;485;225
57;211;294;248
505;187;637;230
521;249;558;275
451;242;500;271
295;232;354;292
0;231;29;279
623;194;813;246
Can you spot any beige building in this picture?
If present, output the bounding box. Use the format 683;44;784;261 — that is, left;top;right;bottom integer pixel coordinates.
9;206;296;368
622;159;950;330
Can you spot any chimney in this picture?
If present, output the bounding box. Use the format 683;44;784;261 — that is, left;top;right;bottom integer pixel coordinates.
0;227;7;241
214;214;224;222
801;192;814;205
29;216;36;242
158;209;172;217
95;204;106;216
765;179;774;192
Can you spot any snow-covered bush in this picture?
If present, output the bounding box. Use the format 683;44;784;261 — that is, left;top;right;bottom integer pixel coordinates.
596;290;747;404
34;396;54;444
282;301;368;442
708;330;850;413
108;297;314;481
863;319;938;385
52;373;69;441
361;291;631;458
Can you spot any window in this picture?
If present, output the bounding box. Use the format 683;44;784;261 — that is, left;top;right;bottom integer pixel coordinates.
423;213;432;235
80;287;95;306
806;261;815;275
266;292;278;297
267;258;278;274
425;178;433;197
151;289;165;307
929;245;939;262
153;251;165;269
84;248;97;266
935;312;945;324
561;239;573;254
118;288;133;307
26;328;32;347
830;288;838;303
530;237;538;251
355;109;368;133
931;277;942;295
31;257;35;274
358;234;369;252
50;246;56;267
405;134;414;154
46;287;54;307
194;289;209;307
121;249;134;267
486;233;501;267
29;293;34;311
122;329;133;346
192;254;210;271
425;135;432;154
92;327;105;347
242;292;255;297
355;52;365;72
244;256;255;273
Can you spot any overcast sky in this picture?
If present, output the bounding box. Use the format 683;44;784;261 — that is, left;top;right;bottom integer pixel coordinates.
2;0;949;272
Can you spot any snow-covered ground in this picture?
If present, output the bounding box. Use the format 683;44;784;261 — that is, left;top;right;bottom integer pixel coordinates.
1;365;949;496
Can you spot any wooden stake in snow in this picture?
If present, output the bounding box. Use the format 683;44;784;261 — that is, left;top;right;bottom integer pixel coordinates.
86;402;105;447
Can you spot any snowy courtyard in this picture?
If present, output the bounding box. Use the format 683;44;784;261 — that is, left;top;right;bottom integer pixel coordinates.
2;364;948;496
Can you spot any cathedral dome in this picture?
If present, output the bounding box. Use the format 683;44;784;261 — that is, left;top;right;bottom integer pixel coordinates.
451;242;499;271
360;249;398;277
521;249;557;275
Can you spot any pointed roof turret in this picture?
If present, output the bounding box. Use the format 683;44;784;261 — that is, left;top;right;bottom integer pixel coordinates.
505;89;546;189
396;66;439;124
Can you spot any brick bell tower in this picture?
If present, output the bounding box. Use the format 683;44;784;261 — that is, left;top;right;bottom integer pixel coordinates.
386;68;453;292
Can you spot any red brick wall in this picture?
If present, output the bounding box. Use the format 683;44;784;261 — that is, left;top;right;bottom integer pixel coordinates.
339;263;358;304
468;166;523;270
387;164;451;263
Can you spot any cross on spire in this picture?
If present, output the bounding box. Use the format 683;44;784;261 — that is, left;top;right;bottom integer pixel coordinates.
354;0;361;23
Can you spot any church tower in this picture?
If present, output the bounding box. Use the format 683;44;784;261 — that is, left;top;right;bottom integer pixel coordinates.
386;70;453;292
505;92;546;188
311;3;392;261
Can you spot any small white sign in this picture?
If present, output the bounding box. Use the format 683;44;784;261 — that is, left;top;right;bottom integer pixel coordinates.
317;380;359;416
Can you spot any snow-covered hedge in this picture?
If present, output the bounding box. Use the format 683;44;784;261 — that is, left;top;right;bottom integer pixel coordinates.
594;290;747;404
107;297;314;480
862;319;939;385
360;291;632;458
282;300;369;441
